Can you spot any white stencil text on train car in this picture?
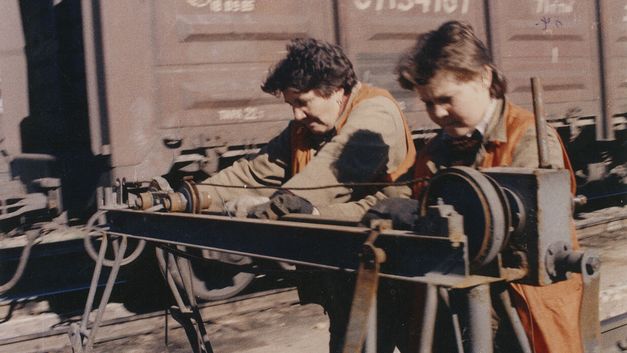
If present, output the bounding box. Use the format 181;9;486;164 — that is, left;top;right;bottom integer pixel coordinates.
186;0;256;12
218;107;264;121
353;0;470;14
534;0;574;14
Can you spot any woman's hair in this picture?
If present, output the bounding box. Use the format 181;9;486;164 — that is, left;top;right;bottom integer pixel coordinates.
396;21;506;98
262;38;358;97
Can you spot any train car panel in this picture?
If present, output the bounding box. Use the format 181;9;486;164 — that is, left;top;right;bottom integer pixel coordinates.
84;0;335;180
82;0;156;169
0;0;29;158
153;0;335;66
488;0;602;121
336;0;487;131
155;63;290;129
598;0;627;140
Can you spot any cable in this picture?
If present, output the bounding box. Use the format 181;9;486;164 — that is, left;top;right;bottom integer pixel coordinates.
196;177;429;191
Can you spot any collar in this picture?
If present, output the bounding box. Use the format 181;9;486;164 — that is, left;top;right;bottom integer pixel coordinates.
475;98;497;136
482;98;507;144
334;82;362;130
441;97;498;140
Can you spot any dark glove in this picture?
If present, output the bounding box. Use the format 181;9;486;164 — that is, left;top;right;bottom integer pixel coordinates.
360;198;420;230
248;190;314;220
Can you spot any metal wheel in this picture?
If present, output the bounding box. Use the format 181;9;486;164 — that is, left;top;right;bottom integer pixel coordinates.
420;166;510;269
155;247;255;301
83;211;146;267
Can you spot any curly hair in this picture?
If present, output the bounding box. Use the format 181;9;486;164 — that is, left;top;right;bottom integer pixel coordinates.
261;38;358;97
396;21;507;98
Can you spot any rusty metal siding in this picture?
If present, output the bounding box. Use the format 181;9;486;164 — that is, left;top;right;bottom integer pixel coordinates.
336;0;488;131
487;0;602;122
598;0;627;140
85;0;335;180
0;0;29;156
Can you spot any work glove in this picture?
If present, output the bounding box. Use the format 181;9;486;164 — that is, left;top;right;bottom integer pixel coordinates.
224;196;270;217
360;198;420;230
248;190;314;220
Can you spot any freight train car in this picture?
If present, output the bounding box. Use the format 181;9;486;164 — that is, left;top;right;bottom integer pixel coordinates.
0;0;625;301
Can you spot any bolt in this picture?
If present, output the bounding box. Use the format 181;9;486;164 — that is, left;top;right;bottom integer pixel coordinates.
585;257;600;276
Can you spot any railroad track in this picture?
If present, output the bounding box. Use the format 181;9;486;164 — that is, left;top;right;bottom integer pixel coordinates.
0;206;625;353
0;287;300;353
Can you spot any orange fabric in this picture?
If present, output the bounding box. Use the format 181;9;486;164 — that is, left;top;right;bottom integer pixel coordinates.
412;102;583;353
290;84;416;179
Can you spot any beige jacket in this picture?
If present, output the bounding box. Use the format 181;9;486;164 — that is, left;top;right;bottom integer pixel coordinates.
197;83;412;221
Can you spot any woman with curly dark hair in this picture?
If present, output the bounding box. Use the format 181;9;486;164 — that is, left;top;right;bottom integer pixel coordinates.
395;21;583;353
196;37;416;352
197;37;415;219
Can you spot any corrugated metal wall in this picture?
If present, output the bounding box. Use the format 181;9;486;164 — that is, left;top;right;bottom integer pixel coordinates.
489;0;602;122
598;0;627;140
80;0;624;181
337;0;487;131
83;0;335;179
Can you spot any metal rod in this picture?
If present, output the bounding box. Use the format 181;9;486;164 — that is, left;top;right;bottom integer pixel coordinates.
465;284;493;353
530;77;551;168
439;287;465;353
80;234;109;333
419;284;438;353
498;290;532;353
84;237;128;352
164;251;187;310
365;296;377;353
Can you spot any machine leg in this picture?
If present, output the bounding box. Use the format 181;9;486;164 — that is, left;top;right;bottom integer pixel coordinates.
498;289;532;353
162;248;213;353
69;236;128;353
439;287;465;353
464;284;493;353
342;226;386;353
365;295;377;353
419;284;438;353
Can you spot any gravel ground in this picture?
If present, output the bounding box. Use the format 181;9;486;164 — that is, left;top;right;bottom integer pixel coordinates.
92;302;331;353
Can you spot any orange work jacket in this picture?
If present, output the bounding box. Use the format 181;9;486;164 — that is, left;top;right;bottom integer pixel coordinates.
290;84;416;180
412;102;583;353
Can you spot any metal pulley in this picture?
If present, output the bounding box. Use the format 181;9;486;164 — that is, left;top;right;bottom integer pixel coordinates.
419;166;514;269
134;178;211;213
178;180;211;214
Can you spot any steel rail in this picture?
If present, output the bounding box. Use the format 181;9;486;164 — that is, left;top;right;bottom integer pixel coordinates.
102;208;479;287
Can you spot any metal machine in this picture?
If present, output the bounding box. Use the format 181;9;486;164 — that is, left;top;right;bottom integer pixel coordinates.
68;163;600;353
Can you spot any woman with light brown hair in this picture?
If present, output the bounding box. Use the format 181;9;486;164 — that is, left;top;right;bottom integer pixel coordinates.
395;21;583;353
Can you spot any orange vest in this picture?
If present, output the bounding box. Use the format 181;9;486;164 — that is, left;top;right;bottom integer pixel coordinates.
290;84;416;179
413;102;583;353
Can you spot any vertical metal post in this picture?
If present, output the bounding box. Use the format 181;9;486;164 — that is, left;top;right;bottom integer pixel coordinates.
594;0;614;141
531;77;551;169
439;287;465;353
419;284;438;353
498;290;532;353
365;296;377;353
465;284;493;353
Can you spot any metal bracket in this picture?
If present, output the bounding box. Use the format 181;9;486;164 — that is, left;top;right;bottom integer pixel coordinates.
342;220;389;353
161;247;214;353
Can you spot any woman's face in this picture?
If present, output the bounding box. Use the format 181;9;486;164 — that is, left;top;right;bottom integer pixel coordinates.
416;69;492;137
283;88;345;135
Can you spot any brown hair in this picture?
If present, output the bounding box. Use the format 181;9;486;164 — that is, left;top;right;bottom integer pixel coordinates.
396;21;506;98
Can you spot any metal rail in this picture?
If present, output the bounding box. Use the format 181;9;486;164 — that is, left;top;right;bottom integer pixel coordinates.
100;209;472;286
